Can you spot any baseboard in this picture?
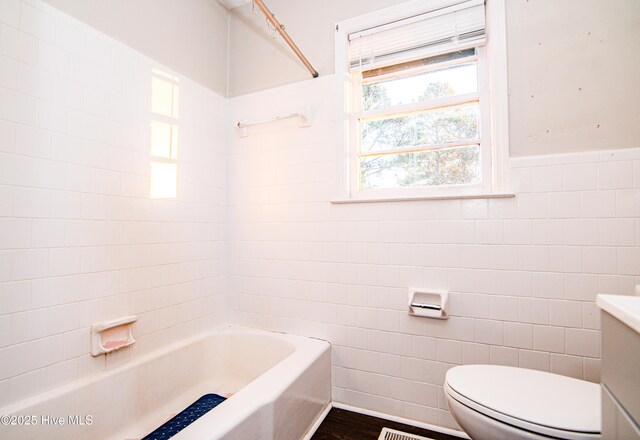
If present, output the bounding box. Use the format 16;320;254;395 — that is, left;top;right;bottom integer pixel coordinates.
302;401;333;440
331;402;470;439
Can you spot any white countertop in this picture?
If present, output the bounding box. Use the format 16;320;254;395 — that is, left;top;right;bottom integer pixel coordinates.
597;294;640;334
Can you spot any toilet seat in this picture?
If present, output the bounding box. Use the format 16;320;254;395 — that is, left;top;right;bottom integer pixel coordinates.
445;365;601;440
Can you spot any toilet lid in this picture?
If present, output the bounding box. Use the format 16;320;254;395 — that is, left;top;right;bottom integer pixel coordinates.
445;365;601;435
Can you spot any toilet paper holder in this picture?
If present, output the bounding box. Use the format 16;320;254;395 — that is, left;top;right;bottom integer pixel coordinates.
408;289;448;319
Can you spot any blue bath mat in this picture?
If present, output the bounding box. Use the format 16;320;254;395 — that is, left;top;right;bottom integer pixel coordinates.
143;393;227;440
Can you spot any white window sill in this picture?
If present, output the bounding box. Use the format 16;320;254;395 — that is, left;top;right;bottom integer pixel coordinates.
330;192;515;204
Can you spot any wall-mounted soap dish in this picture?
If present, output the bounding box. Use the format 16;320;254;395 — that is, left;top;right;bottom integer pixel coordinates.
408;289;448;319
91;315;138;356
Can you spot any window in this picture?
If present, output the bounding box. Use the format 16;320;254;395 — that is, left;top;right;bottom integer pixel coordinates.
335;0;510;202
150;69;179;199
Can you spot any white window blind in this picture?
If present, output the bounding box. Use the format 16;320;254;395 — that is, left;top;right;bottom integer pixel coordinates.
348;0;486;70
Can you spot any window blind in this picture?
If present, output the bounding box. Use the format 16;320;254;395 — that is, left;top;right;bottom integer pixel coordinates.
348;0;486;70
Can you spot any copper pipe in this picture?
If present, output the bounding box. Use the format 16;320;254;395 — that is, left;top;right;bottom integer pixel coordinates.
252;0;319;78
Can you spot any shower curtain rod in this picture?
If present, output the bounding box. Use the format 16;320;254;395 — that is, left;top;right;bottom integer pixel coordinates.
252;0;319;78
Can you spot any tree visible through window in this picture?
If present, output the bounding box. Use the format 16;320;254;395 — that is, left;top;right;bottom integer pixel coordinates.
356;51;482;191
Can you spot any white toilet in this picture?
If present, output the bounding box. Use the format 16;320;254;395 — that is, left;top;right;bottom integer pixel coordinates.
444;365;601;440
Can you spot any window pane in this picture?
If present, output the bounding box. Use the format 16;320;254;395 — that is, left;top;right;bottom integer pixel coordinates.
362;63;477;111
150;121;178;160
359;144;480;190
150;162;178;198
361;103;479;153
150;120;172;158
151;77;177;118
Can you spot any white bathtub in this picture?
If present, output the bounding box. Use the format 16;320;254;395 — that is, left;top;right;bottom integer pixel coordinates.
0;326;331;440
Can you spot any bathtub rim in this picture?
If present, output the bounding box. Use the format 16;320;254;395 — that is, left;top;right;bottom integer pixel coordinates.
175;326;332;439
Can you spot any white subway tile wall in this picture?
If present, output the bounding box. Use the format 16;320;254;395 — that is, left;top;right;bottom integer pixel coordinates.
0;0;639;433
228;76;640;429
0;0;227;407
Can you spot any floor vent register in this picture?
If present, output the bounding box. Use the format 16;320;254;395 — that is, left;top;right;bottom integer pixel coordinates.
378;427;434;440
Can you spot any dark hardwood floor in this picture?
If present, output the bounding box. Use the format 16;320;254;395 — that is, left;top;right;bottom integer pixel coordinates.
311;408;462;440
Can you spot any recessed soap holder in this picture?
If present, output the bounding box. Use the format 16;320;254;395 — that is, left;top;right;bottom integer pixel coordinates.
91;315;138;356
408;289;448;319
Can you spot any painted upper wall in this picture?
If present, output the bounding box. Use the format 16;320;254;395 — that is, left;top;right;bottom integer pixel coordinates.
42;0;230;96
506;0;640;156
228;0;640;156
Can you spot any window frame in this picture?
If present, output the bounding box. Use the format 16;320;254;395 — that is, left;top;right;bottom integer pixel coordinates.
334;0;511;203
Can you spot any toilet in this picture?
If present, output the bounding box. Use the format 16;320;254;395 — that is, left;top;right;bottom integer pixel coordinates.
444;365;601;440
